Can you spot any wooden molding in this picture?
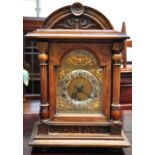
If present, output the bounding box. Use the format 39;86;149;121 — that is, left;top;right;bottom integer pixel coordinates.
43;4;114;29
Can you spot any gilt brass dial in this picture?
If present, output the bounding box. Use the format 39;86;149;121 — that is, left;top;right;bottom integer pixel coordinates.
61;69;99;106
56;49;103;113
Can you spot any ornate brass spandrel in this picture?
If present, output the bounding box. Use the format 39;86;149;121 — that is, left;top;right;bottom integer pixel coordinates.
62;49;98;68
56;49;103;114
90;68;103;83
57;68;102;83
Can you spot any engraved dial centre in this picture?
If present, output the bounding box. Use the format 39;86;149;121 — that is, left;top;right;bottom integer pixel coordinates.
68;77;93;101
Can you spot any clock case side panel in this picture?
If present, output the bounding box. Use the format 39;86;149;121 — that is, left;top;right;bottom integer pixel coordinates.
48;42;112;123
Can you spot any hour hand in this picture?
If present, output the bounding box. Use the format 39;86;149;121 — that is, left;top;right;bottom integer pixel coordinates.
71;85;82;98
71;85;83;99
76;85;91;98
75;85;84;92
82;91;91;98
71;90;78;99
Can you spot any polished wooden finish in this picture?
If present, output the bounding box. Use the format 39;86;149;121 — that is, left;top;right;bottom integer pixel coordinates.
26;29;129;40
48;43;112;122
49;64;56;118
111;45;123;135
43;3;113;29
29;122;130;147
25;2;131;148
37;42;49;122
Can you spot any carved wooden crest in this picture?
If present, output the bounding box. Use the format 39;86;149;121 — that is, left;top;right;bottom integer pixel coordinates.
43;2;114;30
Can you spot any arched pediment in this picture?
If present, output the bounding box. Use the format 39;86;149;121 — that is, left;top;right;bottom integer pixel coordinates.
43;2;114;30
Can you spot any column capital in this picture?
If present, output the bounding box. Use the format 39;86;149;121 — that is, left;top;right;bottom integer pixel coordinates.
112;42;124;52
37;42;48;53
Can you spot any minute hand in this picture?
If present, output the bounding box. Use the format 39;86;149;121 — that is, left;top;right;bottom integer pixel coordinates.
75;85;92;98
81;90;91;98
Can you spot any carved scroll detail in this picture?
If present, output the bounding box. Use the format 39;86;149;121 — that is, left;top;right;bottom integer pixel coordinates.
54;16;101;29
49;125;110;133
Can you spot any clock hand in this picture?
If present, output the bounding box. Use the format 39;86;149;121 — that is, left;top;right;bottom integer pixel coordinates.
75;85;84;92
71;89;78;99
82;91;91;98
71;85;83;100
71;92;77;99
71;85;82;99
76;85;92;98
72;85;93;100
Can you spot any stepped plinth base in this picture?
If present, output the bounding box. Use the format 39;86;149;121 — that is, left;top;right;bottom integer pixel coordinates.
29;122;130;148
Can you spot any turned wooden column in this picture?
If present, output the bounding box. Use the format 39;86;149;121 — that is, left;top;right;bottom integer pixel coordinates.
111;42;124;135
37;42;49;122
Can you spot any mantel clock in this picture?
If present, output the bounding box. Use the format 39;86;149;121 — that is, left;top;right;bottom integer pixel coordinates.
26;2;131;148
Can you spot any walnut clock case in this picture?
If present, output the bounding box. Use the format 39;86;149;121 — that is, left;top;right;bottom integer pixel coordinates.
26;2;131;148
